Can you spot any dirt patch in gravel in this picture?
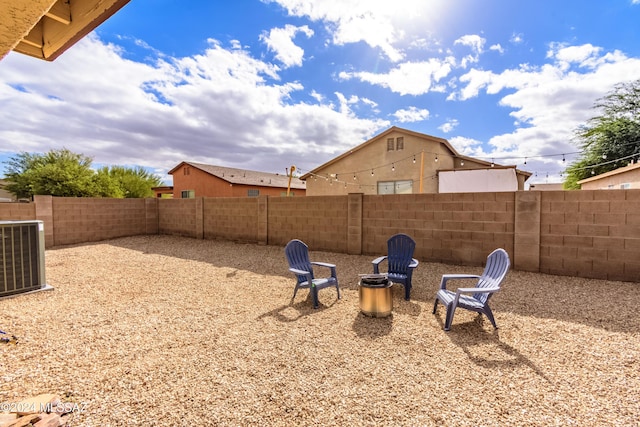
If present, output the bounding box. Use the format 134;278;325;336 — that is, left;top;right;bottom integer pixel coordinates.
1;235;638;426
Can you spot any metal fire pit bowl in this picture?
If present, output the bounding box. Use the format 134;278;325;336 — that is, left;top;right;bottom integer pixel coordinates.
359;274;392;317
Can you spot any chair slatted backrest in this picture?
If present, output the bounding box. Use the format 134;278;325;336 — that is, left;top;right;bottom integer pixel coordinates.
285;240;314;283
387;234;416;275
474;248;510;304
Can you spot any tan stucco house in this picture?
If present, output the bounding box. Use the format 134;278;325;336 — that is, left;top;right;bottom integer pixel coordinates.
301;126;531;195
169;162;306;198
0;0;130;62
577;162;640;190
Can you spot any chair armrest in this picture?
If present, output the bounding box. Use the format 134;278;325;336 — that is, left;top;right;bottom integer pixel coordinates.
372;256;387;274
310;262;337;279
289;267;311;276
439;274;480;289
372;256;387;265
456;287;500;294
409;258;419;268
451;286;500;308
311;261;336;269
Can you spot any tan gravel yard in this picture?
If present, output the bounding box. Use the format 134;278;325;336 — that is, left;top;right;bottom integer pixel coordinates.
1;235;638;426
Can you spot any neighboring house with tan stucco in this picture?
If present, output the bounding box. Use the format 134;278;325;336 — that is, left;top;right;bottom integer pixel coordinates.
577;162;640;190
301;126;531;196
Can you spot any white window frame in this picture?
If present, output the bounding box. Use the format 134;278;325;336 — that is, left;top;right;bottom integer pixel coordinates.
377;180;413;194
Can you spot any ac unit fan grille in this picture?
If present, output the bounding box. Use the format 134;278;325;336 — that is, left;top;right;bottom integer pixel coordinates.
1;222;45;297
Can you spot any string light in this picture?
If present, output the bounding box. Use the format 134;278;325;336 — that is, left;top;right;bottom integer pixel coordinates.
296;142;640;186
392;163;395;172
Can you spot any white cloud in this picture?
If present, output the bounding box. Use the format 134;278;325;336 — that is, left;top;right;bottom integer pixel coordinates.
392;107;429;123
260;24;314;68
510;33;524;44
438;119;458;133
454;34;486;68
450;43;640;177
310;90;324;102
454;35;485;55
0;35;388;177
339;57;455;95
489;44;504;54
265;0;446;62
449;136;484;156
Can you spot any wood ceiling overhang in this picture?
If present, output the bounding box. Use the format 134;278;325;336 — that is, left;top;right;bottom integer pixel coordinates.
1;0;130;62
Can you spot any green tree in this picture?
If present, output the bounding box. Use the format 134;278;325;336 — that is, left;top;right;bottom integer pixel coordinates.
3;148;162;198
96;165;162;198
565;79;640;189
4;149;98;198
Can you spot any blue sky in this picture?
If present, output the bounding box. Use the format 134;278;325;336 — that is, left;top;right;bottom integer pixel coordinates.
1;0;640;185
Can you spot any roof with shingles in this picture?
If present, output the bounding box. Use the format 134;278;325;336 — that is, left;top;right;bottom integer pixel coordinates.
168;162;306;190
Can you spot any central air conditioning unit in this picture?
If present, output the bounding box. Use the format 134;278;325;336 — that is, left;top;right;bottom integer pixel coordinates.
0;220;47;298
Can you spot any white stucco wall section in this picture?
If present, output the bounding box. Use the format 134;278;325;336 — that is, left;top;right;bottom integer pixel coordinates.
439;168;518;193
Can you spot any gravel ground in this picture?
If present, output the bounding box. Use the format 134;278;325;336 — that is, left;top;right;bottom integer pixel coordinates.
1;235;639;426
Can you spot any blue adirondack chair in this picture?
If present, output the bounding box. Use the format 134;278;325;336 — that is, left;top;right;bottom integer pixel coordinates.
433;248;510;331
372;234;419;301
285;239;340;309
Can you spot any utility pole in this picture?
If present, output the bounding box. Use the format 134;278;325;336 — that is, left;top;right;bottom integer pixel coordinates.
419;151;424;193
287;165;296;196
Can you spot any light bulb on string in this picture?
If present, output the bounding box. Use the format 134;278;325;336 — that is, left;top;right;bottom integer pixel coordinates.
353;174;356;180
435;155;439;162
413;155;416;163
460;160;464;166
392;163;395;172
371;169;374;176
491;158;495;167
